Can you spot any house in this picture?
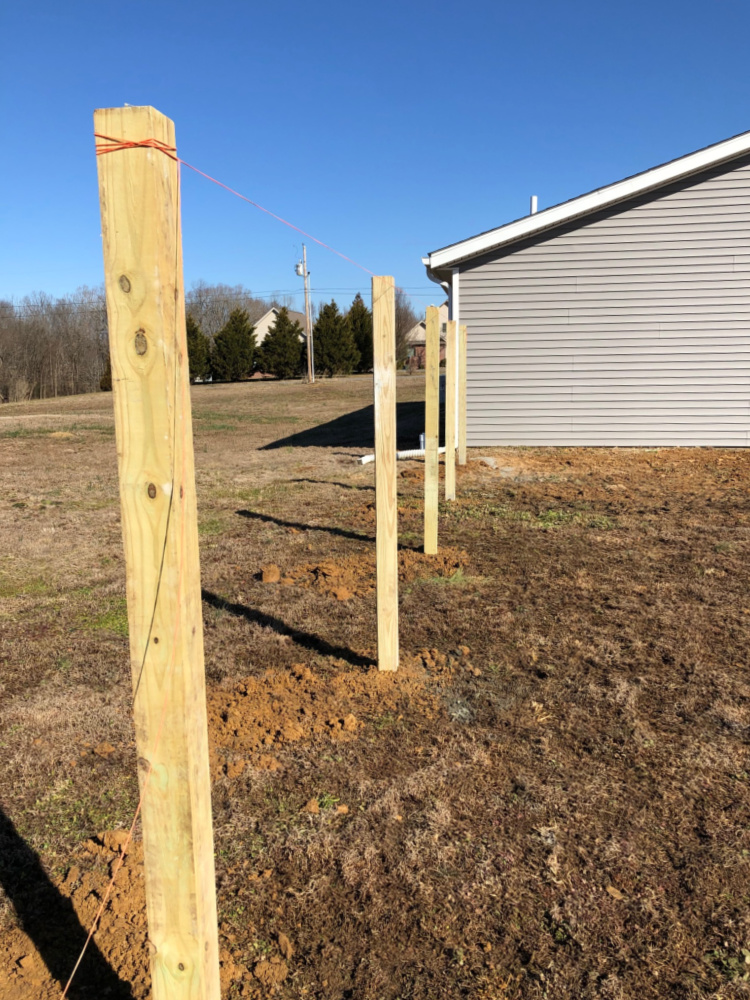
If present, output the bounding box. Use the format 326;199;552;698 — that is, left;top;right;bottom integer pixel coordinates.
423;130;750;446
253;307;308;346
404;300;449;367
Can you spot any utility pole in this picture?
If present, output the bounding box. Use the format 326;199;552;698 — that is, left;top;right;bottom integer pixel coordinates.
296;244;315;383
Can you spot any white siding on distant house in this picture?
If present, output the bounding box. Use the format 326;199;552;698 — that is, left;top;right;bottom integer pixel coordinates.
459;155;750;446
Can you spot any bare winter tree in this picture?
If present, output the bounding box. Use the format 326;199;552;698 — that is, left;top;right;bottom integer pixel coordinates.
0;281;295;402
185;282;285;338
0;287;108;402
395;287;419;367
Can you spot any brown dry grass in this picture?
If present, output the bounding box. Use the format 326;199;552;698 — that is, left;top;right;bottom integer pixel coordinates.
1;375;750;999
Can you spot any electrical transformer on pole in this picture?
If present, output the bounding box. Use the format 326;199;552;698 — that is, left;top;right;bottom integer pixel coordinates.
296;244;315;382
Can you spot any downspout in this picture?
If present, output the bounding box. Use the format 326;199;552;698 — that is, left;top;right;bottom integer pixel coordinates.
422;255;452;302
422;255;459;448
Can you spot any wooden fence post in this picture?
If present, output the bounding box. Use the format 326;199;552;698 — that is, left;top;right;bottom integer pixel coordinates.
458;324;468;466
445;320;457;500
94;106;220;1000
372;276;399;672
424;306;439;554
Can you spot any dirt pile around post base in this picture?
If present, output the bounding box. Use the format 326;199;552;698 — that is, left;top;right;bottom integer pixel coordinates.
208;654;448;779
0;835;149;1000
261;547;467;601
0;649;458;1000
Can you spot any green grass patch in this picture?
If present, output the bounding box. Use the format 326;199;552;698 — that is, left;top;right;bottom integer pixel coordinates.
22;777;139;858
199;515;225;536
69;422;115;435
194;409;301;430
0;427;56;439
79;597;129;637
0;576;52;599
0;423;113;439
449;502;616;530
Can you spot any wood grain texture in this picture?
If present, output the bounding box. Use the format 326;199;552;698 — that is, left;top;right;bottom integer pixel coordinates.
445;320;457;499
372;277;399;672
94;105;220;1000
424;306;440;554
458;324;468;465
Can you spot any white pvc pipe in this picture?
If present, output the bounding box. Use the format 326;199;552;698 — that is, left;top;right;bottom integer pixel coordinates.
359;446;446;465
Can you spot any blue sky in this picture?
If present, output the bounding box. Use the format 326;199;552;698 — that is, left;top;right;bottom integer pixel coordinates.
2;0;749;314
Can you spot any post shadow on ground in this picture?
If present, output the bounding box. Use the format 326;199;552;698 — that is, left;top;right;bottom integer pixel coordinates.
260;400;442;450
235;509;422;552
290;479;375;492
236;508;375;544
201;589;375;668
0;809;133;998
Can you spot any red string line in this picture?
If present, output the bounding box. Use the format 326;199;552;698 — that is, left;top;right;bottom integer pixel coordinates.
94;133;375;276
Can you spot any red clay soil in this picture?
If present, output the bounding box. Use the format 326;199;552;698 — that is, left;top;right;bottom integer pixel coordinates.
0;649;466;1000
259;548;466;602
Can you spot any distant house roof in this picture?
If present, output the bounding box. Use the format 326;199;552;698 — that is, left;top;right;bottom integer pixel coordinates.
424;128;750;279
254;307;308;345
404;301;449;345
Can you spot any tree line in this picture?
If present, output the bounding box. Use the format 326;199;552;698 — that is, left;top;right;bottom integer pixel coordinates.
184;289;419;383
0;288;109;403
0;282;419;401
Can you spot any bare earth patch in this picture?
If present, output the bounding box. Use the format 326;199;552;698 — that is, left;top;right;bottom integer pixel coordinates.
2;376;750;999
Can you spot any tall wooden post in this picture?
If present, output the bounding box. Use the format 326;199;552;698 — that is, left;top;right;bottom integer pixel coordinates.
372;276;399;672
94;106;220;1000
424;306;440;554
458;324;468;466
445;320;457;500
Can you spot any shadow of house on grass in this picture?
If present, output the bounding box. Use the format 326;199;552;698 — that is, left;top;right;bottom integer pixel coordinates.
261;400;437;450
201;589;374;668
0;809;133;998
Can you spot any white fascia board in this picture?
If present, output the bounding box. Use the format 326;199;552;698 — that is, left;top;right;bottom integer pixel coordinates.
427;131;750;270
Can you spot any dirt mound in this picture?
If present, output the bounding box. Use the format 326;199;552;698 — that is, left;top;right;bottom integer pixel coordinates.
399;466;424;482
0;652;452;999
262;547;467;601
208;655;445;778
0;835;148;1000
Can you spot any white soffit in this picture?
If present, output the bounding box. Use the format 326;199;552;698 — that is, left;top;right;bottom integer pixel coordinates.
425;130;750;271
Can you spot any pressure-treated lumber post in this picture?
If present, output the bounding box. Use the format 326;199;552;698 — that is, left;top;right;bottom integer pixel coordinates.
424;306;440;554
94;106;220;1000
372;276;399;672
458;324;468;466
445;320;457;500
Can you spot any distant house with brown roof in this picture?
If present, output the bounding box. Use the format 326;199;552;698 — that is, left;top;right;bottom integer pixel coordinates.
404;300;449;367
253;307;308;346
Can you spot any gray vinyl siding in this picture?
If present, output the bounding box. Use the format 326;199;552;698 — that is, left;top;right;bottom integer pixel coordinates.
460;155;750;446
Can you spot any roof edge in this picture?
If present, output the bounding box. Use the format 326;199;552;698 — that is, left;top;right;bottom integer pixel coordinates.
426;129;750;271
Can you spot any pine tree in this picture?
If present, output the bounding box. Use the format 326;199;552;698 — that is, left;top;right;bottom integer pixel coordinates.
186;314;211;382
258;308;304;379
346;293;373;372
210;308;256;381
313;300;360;377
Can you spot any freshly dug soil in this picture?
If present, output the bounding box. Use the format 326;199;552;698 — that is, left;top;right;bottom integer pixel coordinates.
0;649;463;999
260;548;467;601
